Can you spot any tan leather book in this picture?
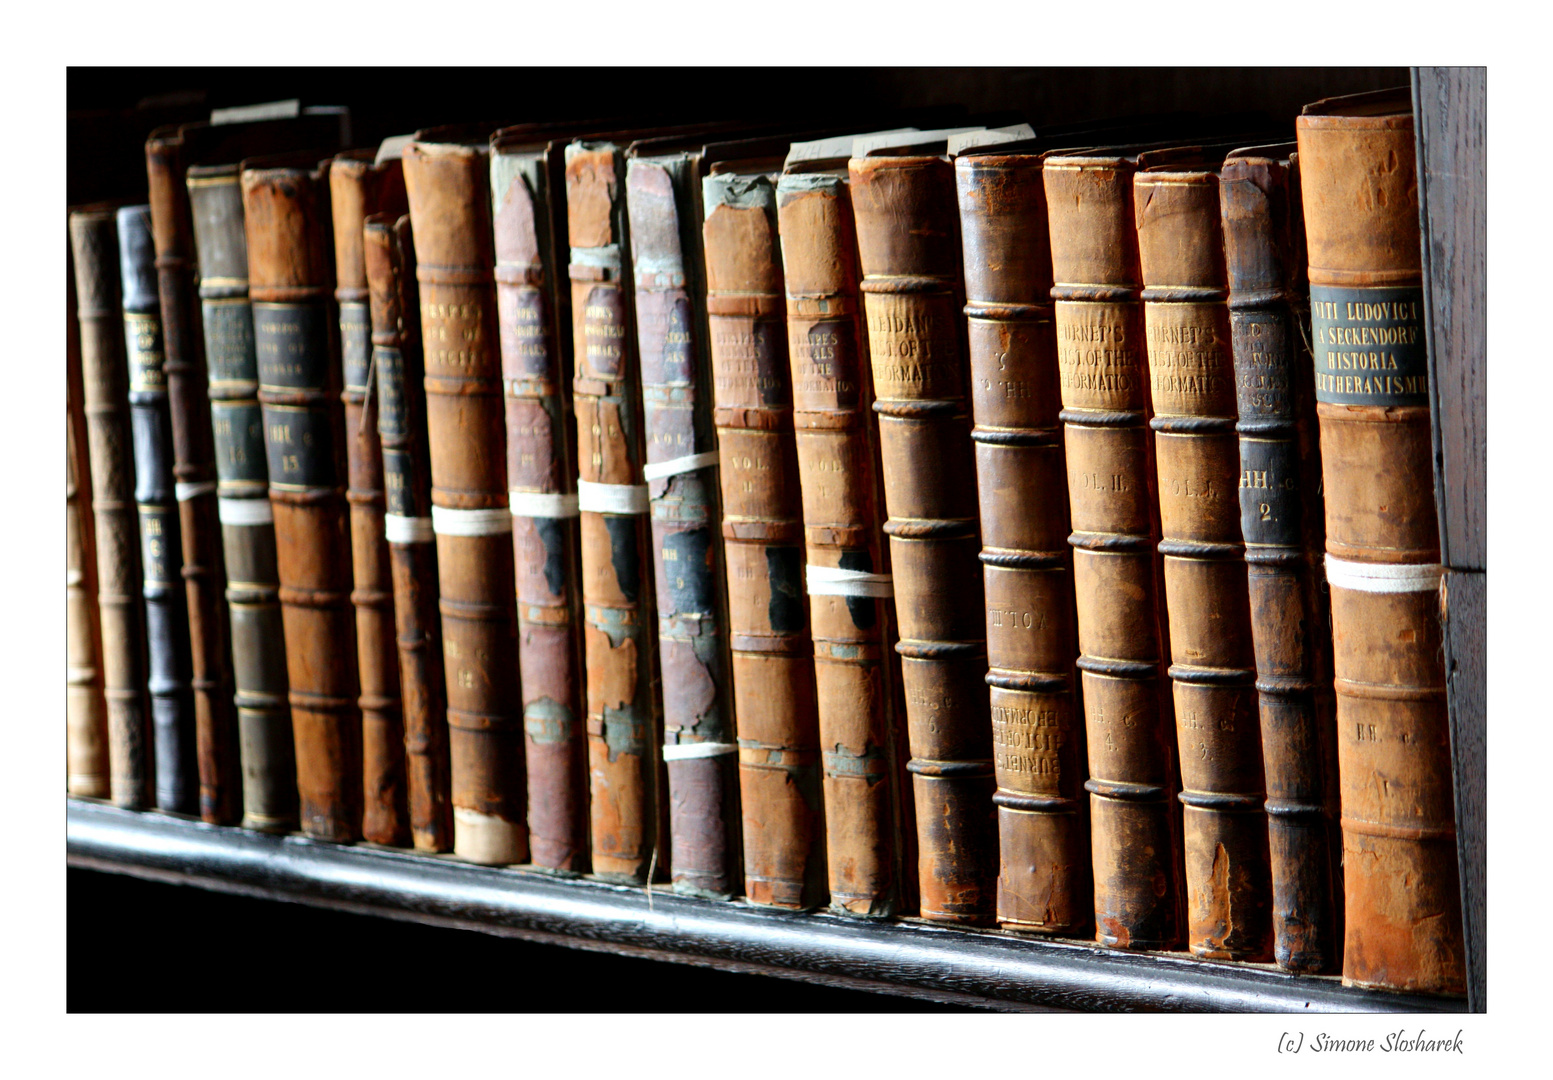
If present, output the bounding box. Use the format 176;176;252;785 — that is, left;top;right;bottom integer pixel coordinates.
1135;148;1272;961
954;146;1090;935
403;127;528;866
1220;143;1342;973
67;244;112;798
242;153;362;842
850;136;996;925
1044;148;1182;950
70;206;154;810
366;210;455;854
777;144;913;917
331;148;410;847
1296;88;1465;995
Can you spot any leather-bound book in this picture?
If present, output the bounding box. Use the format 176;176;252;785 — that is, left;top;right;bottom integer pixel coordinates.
1297;88;1465;995
241;155;362;842
1220;143;1342;973
626;142;738;899
1044;148;1182;949
403;128;528;865
146;128;242;824
366;210;455;853
954;145;1090;935
1135;149;1272;961
70;207;153;809
850;135;996;925
490;125;591;873
331;148;410;846
564;136;665;883
67;246;112;798
777;141;915;917
117;205;199;814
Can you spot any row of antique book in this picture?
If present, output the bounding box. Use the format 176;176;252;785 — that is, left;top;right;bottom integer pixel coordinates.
65;87;1463;998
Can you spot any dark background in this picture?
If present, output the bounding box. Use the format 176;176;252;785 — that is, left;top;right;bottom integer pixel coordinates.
66;65;1406;1012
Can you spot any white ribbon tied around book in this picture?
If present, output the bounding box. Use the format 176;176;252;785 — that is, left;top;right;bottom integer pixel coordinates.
174;480;217;502
217;497;273;526
806;563;895;598
1324;555;1445;594
576;479;650;515
507;491;581;519
431;506;513;537
660;742;738;761
383;514;435;544
640;450;720;483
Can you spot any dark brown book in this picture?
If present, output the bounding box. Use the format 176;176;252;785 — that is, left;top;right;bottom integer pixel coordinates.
850;139;996;925
1044;148;1183;950
490;126;591;873
67;243;112;799
954;146;1091;935
564;136;665;883
241;155;363;843
403;129;528;865
1135;149;1272;961
1220;143;1342;974
776;148;914;918
366;210;456;854
331;149;410;846
1296;89;1465;995
70;206;154;810
146;128;242;824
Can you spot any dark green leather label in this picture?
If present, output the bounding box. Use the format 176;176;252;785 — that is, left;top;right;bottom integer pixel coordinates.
340;302;371;391
1237;436;1303;548
254;302;331;390
382;447;417;517
261;403;335;489
1309;285;1428;406
212;400;268;484
202;299;257;385
375;346;407;440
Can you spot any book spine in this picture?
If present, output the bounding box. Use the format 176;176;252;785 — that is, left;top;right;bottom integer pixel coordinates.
703;172;822;908
491;148;589;872
367;212;455;854
776;172;911;917
67;251;112;798
146;134;242;824
188;167;298;833
1135;168;1272;960
849;155;996;925
331;157;409;847
70;208;153;810
956;155;1091;934
631;160;740;899
117;205;199;814
1296;109;1465;995
1220;153;1342;973
242;163;363;842
1043;155;1182;950
565;142;664;883
402;141;528;865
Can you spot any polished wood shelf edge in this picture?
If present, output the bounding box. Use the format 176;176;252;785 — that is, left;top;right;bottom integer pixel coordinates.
66;798;1462;1013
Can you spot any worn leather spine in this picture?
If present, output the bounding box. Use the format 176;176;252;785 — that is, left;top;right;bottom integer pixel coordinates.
491;135;588;872
565;140;664;883
1135;162;1272;960
703;171;823;908
1297;92;1465;995
146;129;242;824
1044;152;1182;950
332;153;410;846
850;154;996;924
118;205;199;814
188;163;298;833
242;160;363;842
70;208;153;809
956;153;1091;934
403;135;528;866
67;249;113;798
1220;147;1342;973
776;171;911;917
367;212;456;854
629;159;740;899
